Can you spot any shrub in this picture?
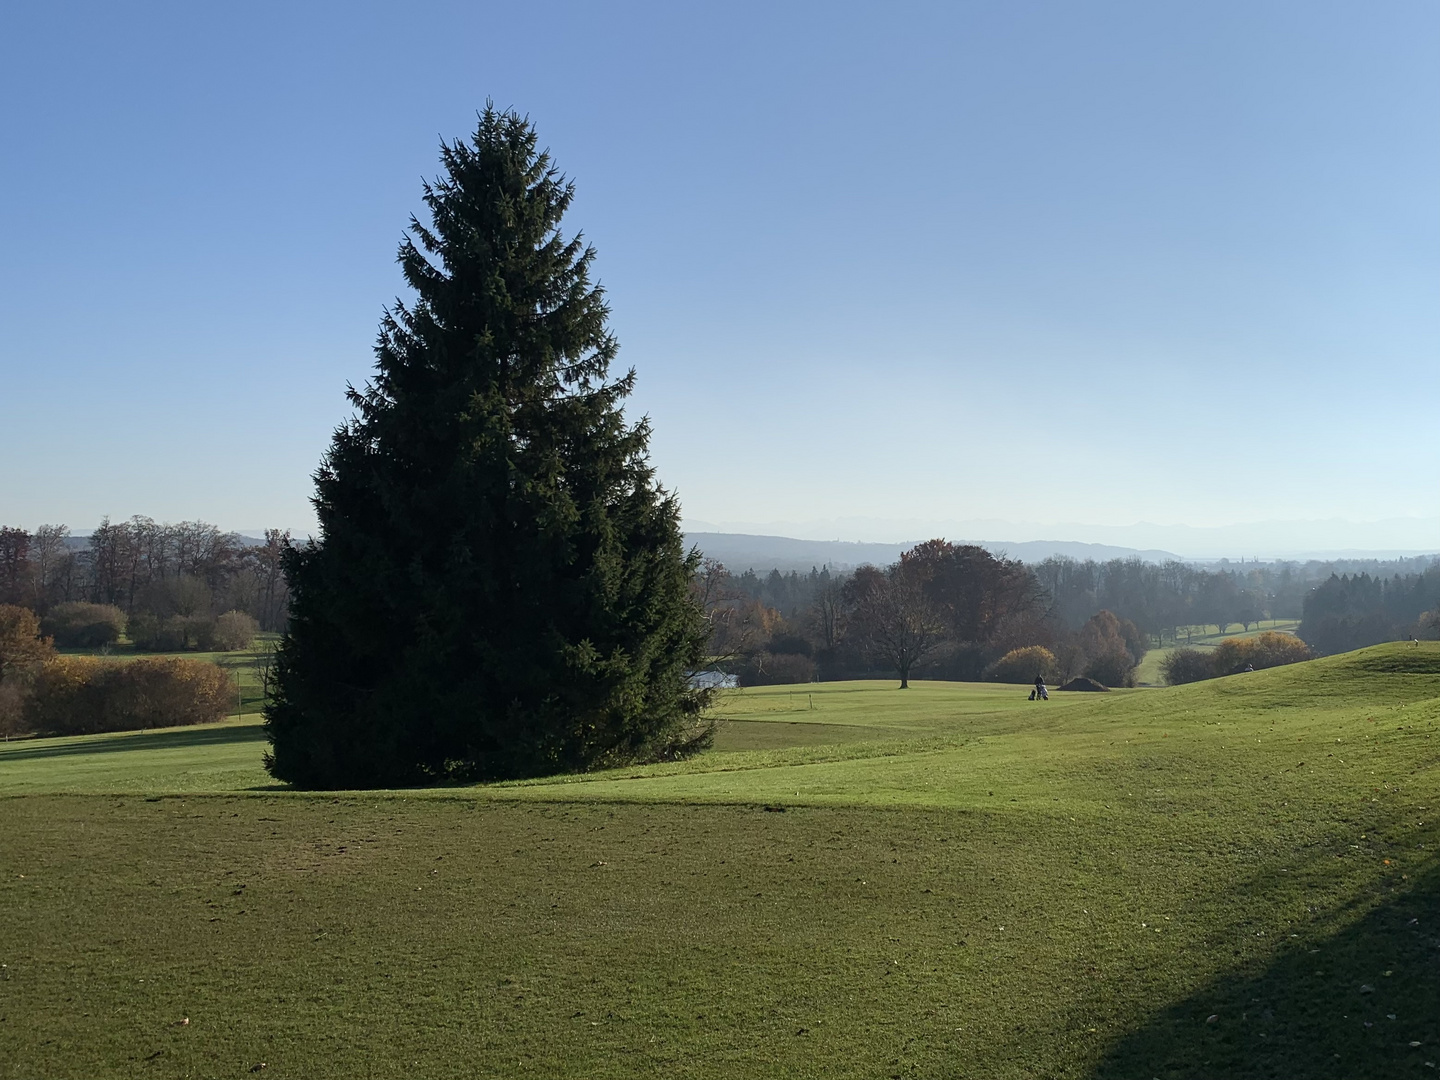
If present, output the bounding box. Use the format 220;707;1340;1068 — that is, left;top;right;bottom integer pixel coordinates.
1050;637;1088;683
1116;617;1149;666
24;656;232;735
128;613;216;651
1161;648;1213;685
25;656;103;732
41;602;125;648
1251;630;1313;669
0;604;54;681
1211;632;1312;676
737;651;817;686
207;611;259;652
984;646;1057;684
1084;645;1137;688
126;616;175;650
1077;611;1138;687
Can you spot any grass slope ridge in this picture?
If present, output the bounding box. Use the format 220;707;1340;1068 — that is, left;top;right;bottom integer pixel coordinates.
0;643;1437;1078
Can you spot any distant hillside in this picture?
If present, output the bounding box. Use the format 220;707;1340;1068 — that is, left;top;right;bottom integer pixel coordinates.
684;532;1180;572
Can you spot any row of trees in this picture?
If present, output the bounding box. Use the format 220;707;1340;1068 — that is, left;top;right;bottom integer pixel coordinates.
0;519;292;648
1028;555;1440;642
32;601;259;653
696;542;1149;688
1033;557;1276;640
1298;571;1440;655
704;553;1440;682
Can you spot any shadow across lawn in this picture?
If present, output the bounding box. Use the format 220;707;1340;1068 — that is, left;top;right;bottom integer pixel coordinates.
0;722;268;763
1091;856;1440;1080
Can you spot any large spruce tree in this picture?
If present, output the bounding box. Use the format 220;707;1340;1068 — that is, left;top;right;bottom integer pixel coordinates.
265;108;710;788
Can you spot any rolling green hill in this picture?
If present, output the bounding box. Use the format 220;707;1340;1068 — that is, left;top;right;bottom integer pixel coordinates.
1;645;1437;1078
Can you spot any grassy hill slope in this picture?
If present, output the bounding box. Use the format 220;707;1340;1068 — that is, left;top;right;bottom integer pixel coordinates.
1;645;1437;1079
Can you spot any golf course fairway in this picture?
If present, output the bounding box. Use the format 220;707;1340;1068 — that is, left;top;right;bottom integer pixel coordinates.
2;643;1437;1078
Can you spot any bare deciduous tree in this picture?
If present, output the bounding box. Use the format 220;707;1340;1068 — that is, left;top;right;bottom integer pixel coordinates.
254;638;281;703
250;529;292;631
691;557;777;662
808;576;847;653
0;528;31;606
847;563;944;689
29;525;73;613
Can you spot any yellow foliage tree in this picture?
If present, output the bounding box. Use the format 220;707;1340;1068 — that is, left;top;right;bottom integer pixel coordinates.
1211;631;1312;676
984;645;1058;684
25;656;231;735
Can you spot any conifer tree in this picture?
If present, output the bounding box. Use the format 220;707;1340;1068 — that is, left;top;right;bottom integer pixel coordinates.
265;108;710;788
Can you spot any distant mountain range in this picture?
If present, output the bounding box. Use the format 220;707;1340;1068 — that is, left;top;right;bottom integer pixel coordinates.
684;516;1440;562
684;532;1181;572
51;525;1436;570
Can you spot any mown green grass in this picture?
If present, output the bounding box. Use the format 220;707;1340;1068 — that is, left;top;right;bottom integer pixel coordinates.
1;645;1438;1078
0;718;273;795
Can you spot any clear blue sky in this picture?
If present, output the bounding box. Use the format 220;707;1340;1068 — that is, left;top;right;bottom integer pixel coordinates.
2;1;1437;550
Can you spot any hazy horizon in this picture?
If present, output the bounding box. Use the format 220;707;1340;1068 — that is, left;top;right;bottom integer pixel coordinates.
10;512;1436;564
682;514;1440;560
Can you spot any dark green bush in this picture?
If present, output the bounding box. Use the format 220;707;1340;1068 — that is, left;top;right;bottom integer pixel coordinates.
1161;648;1213;685
1084;645;1136;688
207;611;258;652
41;602;125;648
129;613;216;651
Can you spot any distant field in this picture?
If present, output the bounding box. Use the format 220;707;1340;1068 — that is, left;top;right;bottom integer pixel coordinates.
1136;620;1302;685
1170;619;1301;645
2;646;1438;1078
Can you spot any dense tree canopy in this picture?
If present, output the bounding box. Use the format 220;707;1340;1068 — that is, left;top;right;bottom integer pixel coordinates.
1298;571;1440;655
265;108;709;788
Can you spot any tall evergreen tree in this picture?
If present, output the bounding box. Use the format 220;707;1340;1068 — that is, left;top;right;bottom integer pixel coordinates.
265;108;710;788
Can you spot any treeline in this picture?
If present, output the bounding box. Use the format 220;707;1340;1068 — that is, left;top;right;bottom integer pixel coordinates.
1298;571;1440;655
0;517;292;651
1035;557;1283;640
697;546;1440;686
696;541;1149;687
1029;555;1439;642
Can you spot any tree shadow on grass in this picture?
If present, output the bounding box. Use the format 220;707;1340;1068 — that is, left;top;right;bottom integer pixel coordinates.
0;722;269;763
1091;856;1440;1080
